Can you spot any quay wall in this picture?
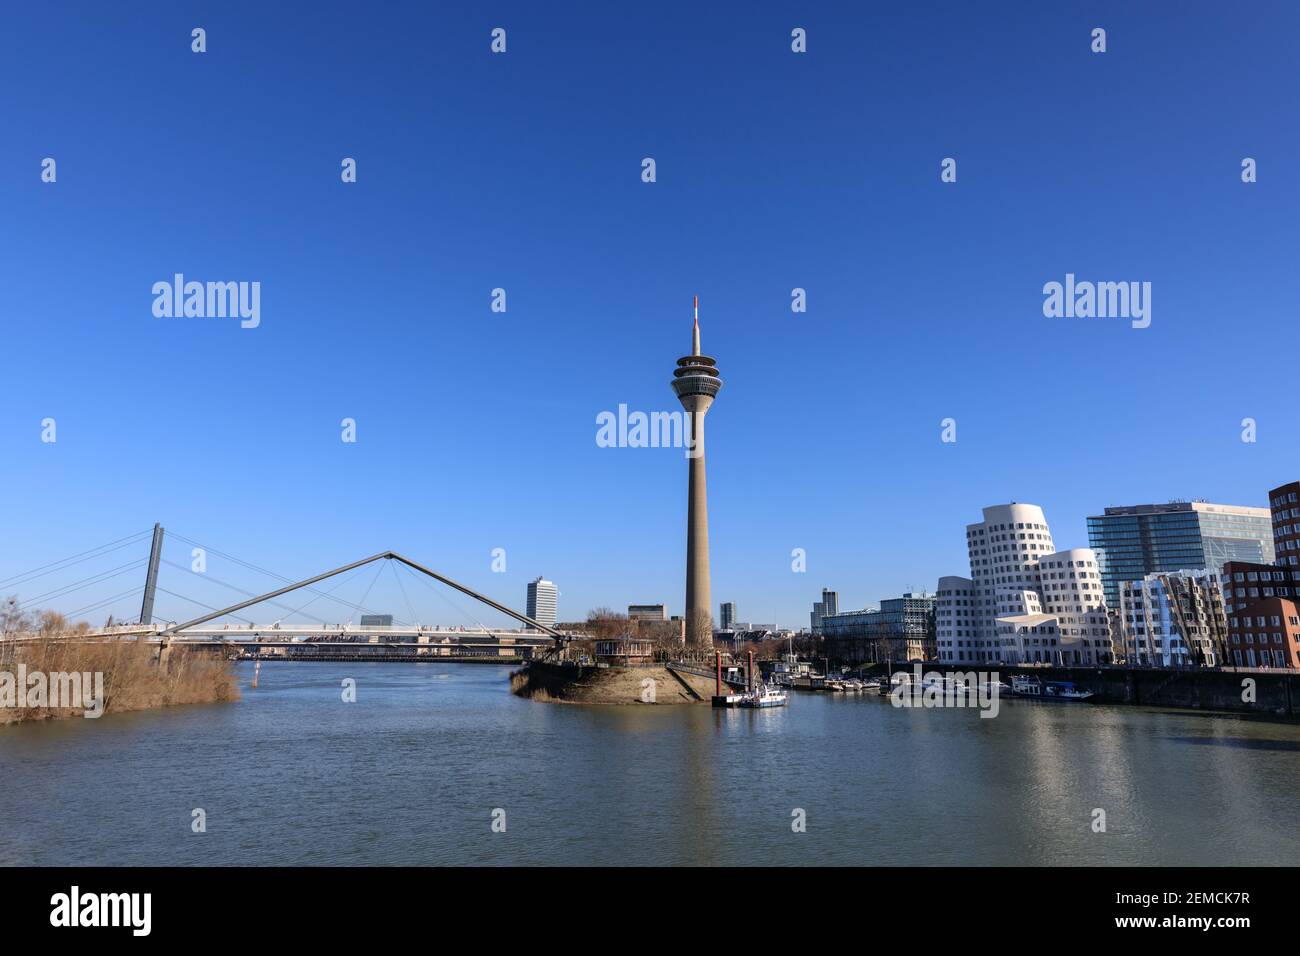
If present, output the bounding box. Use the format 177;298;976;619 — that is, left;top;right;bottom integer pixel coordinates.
511;661;718;705
877;663;1297;718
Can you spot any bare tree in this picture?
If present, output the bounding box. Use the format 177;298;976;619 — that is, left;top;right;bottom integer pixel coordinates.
688;608;713;656
1;596;30;636
583;607;630;641
38;610;69;636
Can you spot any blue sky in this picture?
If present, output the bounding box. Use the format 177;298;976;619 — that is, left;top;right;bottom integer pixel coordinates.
2;1;1297;630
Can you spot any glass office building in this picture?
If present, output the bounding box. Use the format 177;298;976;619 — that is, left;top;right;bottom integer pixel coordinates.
1087;502;1275;607
820;593;936;662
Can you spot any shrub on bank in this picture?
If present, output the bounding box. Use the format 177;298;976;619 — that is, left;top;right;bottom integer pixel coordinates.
0;635;240;725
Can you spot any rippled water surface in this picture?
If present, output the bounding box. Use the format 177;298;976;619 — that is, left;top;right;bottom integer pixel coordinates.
1;662;1296;865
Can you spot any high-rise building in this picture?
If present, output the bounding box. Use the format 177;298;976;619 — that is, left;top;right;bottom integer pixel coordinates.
1115;570;1227;667
671;296;722;648
937;503;1111;665
1221;560;1300;669
1086;501;1275;608
1269;481;1300;567
810;588;838;635
525;577;557;629
719;602;736;631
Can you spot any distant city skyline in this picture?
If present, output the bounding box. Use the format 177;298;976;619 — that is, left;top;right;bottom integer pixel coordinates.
3;2;1298;629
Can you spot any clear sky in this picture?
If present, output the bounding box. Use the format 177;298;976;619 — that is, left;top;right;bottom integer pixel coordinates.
2;1;1297;630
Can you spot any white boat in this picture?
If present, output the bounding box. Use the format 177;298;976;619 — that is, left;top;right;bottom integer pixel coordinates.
1010;675;1095;702
739;682;789;708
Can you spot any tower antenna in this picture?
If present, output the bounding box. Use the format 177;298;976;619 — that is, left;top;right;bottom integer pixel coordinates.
692;296;700;356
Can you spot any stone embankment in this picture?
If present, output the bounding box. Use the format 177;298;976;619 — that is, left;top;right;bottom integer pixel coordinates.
511;660;718;704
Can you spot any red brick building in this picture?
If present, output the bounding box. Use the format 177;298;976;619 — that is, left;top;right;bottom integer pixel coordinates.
1221;561;1300;668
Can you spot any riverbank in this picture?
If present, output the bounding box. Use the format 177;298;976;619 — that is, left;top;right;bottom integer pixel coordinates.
511;660;717;704
1;637;240;725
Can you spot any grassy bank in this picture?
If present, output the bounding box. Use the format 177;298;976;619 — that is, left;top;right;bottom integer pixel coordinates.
0;637;240;725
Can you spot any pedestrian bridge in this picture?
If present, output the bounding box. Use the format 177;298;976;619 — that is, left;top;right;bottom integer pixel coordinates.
4;529;572;660
74;622;557;661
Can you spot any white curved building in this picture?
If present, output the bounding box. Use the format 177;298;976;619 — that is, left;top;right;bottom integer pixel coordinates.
935;575;977;658
937;503;1113;665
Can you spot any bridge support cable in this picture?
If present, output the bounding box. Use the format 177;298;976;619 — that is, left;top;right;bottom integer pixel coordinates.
273;563;396;627
64;586;147;623
395;560;495;635
154;587;257;626
165;531;405;624
157;558;355;628
0;528;153;591
345;560;388;626
159;552;395;637
386;553;567;643
12;559;149;613
389;560;420;627
157;552;568;647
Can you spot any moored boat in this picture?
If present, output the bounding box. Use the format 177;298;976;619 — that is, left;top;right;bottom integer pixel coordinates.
1010;675;1095;702
738;681;789;708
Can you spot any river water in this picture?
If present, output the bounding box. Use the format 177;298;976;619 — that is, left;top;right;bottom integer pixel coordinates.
1;662;1296;866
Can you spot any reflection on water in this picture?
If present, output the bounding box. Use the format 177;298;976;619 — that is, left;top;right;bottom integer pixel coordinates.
1167;736;1300;752
0;663;1296;866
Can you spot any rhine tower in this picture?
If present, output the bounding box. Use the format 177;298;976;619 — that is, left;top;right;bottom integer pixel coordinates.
671;296;722;649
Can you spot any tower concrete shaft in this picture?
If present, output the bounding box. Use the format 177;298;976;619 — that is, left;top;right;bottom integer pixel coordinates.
671;297;722;650
684;406;711;648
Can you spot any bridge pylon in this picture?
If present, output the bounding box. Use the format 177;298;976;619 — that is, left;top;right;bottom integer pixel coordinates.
139;523;164;627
